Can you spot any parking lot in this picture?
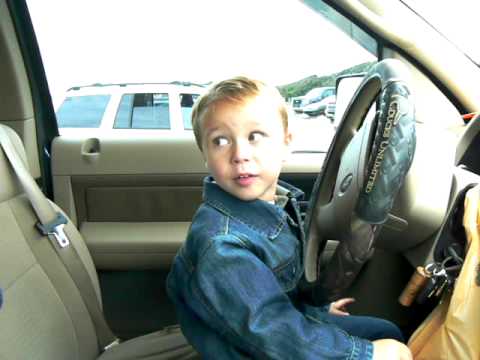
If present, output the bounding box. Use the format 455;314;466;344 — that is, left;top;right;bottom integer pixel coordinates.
290;112;336;152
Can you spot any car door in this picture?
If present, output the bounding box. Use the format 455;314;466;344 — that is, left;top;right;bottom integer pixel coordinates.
51;135;205;338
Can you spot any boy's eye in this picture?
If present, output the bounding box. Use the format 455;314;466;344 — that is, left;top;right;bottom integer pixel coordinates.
249;131;265;142
212;136;229;146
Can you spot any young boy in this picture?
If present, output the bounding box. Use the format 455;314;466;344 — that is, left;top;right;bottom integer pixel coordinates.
166;77;412;359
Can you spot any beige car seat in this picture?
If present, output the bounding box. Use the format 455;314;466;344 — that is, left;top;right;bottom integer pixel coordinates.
0;124;197;359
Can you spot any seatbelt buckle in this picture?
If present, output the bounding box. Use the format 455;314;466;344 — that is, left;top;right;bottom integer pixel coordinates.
49;223;70;248
36;212;70;248
103;338;121;351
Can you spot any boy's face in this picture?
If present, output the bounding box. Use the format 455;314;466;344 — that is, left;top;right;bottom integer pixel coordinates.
201;95;291;202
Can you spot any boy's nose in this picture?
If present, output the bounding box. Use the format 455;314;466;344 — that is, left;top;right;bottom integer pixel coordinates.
232;140;252;163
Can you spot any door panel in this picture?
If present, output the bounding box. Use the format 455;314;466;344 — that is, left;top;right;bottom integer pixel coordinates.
68;175;205;220
51;136;206;176
81;221;191;270
51;135;324;270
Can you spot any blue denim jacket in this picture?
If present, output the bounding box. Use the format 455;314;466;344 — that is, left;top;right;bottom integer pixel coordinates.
167;177;373;359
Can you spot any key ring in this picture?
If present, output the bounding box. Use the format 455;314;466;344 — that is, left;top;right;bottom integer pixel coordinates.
424;263;437;274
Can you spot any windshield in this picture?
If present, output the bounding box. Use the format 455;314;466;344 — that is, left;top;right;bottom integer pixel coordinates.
401;0;480;65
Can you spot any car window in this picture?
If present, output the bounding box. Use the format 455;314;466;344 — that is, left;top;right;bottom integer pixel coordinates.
56;95;110;128
114;93;170;130
28;0;376;151
325;88;334;97
180;93;199;130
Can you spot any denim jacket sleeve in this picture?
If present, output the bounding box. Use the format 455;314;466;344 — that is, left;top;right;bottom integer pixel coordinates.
191;234;373;360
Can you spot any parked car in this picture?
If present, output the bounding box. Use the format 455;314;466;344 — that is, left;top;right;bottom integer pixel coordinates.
1;0;480;358
291;87;335;115
325;102;335;122
302;94;336;117
56;82;205;135
290;95;307;113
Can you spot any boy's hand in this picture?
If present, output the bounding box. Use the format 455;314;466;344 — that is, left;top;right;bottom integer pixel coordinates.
372;339;412;360
329;297;355;316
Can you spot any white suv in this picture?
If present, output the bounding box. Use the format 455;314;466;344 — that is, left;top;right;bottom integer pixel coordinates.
55;82;206;135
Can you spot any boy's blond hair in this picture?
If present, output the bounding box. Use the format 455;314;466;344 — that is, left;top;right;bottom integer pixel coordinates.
191;76;289;150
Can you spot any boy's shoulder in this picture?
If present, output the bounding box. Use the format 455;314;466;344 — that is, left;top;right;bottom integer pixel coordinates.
186;201;255;250
189;202;230;241
180;202;241;266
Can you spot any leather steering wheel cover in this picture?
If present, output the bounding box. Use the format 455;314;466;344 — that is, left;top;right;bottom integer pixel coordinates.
356;80;416;223
304;59;415;285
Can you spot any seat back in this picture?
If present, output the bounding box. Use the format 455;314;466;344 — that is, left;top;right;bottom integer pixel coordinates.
0;125;101;359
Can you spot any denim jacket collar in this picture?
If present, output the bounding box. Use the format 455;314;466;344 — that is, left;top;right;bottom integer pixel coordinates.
203;176;304;239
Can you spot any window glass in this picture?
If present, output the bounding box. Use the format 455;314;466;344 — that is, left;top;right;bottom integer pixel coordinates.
325;88;335;97
56;95;110;128
29;0;376;149
114;93;170;129
180;93;200;130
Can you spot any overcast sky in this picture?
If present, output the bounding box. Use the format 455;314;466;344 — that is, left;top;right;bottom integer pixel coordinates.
26;0;373;105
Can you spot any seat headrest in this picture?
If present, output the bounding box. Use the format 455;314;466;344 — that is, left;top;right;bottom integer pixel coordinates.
0;125;30;203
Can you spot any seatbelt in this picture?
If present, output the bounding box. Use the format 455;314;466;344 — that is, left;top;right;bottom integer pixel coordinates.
0;127;119;352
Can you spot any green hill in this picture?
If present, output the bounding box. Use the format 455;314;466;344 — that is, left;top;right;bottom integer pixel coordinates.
278;61;375;99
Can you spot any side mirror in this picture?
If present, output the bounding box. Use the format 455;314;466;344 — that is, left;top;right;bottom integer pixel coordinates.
333;73;365;130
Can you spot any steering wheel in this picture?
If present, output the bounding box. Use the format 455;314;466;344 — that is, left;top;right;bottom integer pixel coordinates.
304;59;416;304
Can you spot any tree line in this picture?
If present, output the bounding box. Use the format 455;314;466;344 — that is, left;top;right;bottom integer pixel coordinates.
277;61;374;100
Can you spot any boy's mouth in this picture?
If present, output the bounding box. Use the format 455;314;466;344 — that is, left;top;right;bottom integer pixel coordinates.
234;173;258;186
235;173;257;179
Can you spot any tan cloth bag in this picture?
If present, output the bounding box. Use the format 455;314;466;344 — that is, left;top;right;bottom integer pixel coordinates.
408;185;480;359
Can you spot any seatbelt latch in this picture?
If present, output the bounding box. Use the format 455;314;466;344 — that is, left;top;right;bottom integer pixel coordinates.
103;338;121;352
36;212;70;248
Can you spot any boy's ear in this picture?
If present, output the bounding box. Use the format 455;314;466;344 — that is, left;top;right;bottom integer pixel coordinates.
283;131;293;161
202;153;208;168
284;131;293;146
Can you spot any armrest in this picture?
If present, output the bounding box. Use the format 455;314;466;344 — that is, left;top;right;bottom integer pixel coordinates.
80;222;190;270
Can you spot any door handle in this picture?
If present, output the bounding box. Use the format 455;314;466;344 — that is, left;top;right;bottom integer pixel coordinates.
81;138;101;162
